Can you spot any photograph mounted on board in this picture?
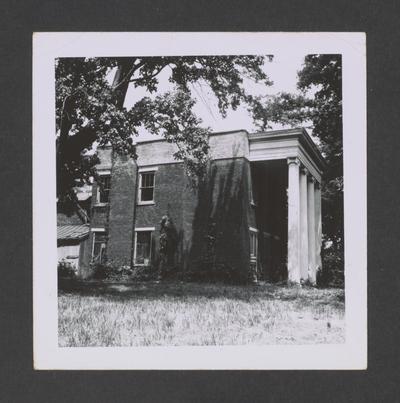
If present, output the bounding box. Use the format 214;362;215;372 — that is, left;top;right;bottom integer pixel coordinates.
33;33;366;369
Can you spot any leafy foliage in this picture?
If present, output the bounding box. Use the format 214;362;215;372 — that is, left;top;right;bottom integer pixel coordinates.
299;55;343;255
58;259;77;279
252;55;343;258
318;248;344;288
251;92;314;129
91;262;134;280
134;90;211;182
56;55;273;201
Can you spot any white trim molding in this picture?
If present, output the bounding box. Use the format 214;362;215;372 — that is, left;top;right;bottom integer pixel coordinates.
134;227;155;232
137;201;155;206
138;166;159;173
90;228;106;232
249;227;258;261
94;202;108;207
248;128;325;184
97;169;111;176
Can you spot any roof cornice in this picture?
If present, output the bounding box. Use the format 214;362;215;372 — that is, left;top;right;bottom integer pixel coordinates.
249;128;326;170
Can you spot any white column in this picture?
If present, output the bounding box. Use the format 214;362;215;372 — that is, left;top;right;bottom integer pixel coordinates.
307;177;316;284
315;182;322;272
287;157;301;283
300;167;309;281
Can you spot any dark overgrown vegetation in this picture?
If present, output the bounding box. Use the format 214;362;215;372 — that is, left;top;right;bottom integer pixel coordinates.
318;248;344;288
57;260;77;280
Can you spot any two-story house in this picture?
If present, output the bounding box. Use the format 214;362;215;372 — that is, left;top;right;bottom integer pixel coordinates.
79;128;325;284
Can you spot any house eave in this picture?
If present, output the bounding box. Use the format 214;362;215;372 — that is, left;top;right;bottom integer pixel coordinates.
248;128;327;172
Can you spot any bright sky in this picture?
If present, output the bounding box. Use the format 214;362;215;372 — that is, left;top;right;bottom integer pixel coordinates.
123;54;307;141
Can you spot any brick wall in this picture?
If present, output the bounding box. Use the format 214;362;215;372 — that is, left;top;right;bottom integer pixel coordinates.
79;147;113;277
79;175;110;277
107;153;138;267
134;163;185;267
187;157;252;282
83;134;254;281
132;158;253;281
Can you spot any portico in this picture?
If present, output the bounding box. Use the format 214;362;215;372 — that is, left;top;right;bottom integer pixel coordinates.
249;128;325;284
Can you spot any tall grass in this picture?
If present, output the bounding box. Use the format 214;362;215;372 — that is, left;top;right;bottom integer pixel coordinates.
58;282;345;347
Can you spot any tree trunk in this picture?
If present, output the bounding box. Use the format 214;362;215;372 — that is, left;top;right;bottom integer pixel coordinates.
112;58;137;109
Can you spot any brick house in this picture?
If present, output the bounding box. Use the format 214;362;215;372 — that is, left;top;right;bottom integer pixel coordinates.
79;128;325;284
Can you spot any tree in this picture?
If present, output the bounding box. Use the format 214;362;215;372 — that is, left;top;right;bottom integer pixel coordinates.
251;54;344;279
56;56;273;209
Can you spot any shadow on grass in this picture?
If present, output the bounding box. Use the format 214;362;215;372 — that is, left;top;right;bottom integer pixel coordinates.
58;279;344;307
59;279;272;301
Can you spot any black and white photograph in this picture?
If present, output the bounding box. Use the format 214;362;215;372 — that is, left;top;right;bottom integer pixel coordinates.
33;33;366;369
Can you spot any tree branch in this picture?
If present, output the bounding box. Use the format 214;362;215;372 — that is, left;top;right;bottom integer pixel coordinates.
130;64;168;83
112;58;144;91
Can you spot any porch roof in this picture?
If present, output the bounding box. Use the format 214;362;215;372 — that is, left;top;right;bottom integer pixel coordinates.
57;224;90;241
248;128;326;182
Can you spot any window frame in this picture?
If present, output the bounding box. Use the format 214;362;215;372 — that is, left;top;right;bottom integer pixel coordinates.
91;229;107;264
249;227;259;260
138;167;158;205
133;227;155;266
96;170;111;205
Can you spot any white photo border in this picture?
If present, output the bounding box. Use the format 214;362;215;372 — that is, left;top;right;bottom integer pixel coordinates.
33;32;367;370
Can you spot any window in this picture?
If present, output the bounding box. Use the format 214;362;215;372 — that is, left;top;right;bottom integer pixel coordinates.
92;232;107;264
97;175;111;204
249;228;258;259
139;171;155;203
134;229;153;265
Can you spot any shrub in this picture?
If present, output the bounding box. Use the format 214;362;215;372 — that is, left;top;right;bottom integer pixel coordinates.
91;262;133;280
58;260;77;279
318;248;344;288
90;261;161;281
131;264;159;281
91;263;113;279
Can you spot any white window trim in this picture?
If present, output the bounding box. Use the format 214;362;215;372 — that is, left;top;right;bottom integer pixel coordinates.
135;227;155;231
138;170;157;205
133;227;154;266
249;227;258;260
91;230;107;263
97;169;111;176
95;173;111;205
95;202;109;207
138;166;158;173
138;200;155;206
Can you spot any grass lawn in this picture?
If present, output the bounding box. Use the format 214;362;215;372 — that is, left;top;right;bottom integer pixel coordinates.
58;281;345;347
